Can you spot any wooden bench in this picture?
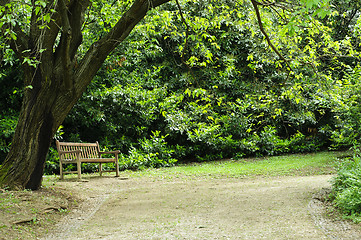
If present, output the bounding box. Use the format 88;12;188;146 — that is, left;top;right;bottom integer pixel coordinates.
55;140;120;179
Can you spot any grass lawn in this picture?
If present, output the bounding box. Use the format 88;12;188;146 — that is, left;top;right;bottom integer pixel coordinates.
120;150;350;180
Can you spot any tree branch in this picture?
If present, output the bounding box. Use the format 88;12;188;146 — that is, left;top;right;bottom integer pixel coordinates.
175;0;197;84
250;0;292;71
175;0;189;60
68;0;90;59
253;0;294;10
55;0;90;91
58;0;72;89
8;25;29;57
40;6;61;77
74;0;171;95
30;0;60;67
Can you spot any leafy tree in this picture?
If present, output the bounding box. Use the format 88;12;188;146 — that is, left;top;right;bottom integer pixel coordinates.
62;0;344;164
0;0;348;190
0;0;171;190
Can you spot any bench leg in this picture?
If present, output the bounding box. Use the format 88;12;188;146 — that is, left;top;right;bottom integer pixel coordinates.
99;163;103;177
77;161;82;179
59;161;64;180
115;160;119;177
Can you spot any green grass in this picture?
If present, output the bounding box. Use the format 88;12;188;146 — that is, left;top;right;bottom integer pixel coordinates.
120;151;348;180
44;151;349;181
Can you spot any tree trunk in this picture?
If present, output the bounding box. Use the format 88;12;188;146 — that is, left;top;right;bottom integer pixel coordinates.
1;110;55;190
0;67;76;190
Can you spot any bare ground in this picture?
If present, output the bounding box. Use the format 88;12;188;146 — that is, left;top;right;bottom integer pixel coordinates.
28;174;360;240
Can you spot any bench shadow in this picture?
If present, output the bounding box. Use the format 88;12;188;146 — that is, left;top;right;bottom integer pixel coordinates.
57;174;122;182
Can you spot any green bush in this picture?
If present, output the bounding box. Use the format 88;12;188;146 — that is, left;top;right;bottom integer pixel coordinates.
0;115;17;163
119;131;178;171
44;147;60;175
331;147;361;222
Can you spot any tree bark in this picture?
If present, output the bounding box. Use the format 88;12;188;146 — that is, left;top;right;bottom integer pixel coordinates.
0;65;77;189
0;0;172;190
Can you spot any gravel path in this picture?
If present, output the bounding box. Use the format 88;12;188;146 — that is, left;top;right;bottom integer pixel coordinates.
42;175;361;240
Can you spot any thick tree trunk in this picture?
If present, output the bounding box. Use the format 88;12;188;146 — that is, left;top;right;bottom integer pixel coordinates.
0;68;75;190
1;112;55;190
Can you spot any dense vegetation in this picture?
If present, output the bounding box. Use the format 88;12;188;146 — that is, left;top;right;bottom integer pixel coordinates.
1;0;361;220
330;147;361;223
0;0;360;167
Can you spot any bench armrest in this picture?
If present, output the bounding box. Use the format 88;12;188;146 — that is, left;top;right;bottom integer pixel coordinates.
99;151;120;155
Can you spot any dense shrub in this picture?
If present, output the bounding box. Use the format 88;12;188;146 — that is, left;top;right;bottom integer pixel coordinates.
330;147;361;223
0;115;17;163
119;131;178;170
0;62;22;164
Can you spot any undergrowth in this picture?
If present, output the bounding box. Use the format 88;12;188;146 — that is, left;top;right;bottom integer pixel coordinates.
330;146;361;223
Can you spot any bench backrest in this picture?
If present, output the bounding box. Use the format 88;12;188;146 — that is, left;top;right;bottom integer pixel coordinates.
56;140;101;160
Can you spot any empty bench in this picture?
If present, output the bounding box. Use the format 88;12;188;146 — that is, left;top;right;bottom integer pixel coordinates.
56;140;120;179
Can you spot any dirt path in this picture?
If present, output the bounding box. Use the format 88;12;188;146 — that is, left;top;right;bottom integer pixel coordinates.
42;175;361;240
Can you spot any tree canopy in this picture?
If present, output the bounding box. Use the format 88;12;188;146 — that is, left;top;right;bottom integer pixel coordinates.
0;0;361;190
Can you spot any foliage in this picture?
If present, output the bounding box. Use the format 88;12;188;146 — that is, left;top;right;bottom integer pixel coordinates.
36;0;360;173
119;131;178;170
328;66;361;148
0;115;17;162
1;0;361;177
0;61;22;164
44;147;60;175
330;147;361;223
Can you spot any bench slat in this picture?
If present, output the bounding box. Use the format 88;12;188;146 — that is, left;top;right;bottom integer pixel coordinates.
58;142;98;147
80;158;116;163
